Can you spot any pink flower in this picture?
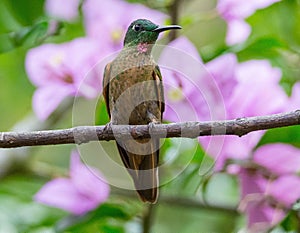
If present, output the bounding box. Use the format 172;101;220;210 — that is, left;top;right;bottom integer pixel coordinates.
25;37;105;120
35;150;110;215
159;39;288;170
201;55;287;170
240;144;300;230
239;169;285;231
269;175;300;207
83;0;166;52
45;0;81;22
158;36;205;122
217;0;280;44
254;144;300;175
285;82;300;111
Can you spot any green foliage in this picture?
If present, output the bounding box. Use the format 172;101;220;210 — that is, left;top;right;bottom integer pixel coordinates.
280;210;300;232
56;203;133;232
0;174;66;232
258;126;300;148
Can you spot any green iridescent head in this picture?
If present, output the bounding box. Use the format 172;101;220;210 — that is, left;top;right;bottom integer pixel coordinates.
124;19;181;47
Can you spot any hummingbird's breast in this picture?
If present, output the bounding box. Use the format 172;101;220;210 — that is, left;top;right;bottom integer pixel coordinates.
108;50;162;125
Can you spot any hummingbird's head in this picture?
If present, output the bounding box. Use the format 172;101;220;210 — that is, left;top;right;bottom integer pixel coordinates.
124;19;181;47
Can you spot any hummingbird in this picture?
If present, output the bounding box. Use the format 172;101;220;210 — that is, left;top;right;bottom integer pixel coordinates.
103;19;181;203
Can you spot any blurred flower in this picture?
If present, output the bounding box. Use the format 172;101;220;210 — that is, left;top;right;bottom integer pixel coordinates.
35;150;110;215
158;36;204;122
240;144;300;230
285;82;300;111
239;168;285;232
160;39;288;170
254;143;300;175
217;0;280;45
45;0;81;22
201;56;287;170
25;37;105;120
83;0;166;51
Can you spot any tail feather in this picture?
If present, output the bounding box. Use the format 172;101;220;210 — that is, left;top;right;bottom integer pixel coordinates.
116;138;159;203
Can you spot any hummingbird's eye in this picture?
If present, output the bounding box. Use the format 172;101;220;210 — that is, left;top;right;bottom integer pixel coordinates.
133;24;143;32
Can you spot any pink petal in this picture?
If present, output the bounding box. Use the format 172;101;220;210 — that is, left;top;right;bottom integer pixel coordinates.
45;0;80;21
286;82;300;111
70;151;110;204
25;44;67;87
246;202;285;230
32;85;74;120
254;144;300;175
206;53;238;102
219;0;280;45
239;169;285;229
159;37;203;92
218;0;280;20
226;19;251;45
35;178;97;215
228;60;286;117
83;0;166;46
158;37;207;122
269;175;300;207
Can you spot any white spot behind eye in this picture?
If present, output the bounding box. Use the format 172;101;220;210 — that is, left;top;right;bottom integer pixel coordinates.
133;24;142;32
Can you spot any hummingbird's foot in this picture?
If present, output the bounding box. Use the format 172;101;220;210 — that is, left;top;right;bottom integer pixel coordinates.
148;120;160;139
103;122;113;141
146;110;160;124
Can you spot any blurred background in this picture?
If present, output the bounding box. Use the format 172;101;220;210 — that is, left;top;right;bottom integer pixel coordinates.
1;0;300;232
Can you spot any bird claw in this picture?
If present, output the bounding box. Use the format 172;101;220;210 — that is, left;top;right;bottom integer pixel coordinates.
103;122;113;140
148;121;159;137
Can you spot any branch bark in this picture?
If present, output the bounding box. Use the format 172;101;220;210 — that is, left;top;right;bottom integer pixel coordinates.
0;110;299;148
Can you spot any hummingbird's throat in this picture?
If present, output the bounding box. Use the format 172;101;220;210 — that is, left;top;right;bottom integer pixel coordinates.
137;42;150;53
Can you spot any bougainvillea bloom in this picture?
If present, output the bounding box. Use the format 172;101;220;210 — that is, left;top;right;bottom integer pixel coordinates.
25;37;104;120
45;0;81;22
35;150;110;215
201;56;287;170
217;0;280;44
83;0;166;52
240;144;300;230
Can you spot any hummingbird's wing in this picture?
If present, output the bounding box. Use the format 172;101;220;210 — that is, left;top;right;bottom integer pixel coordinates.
118;65;164;203
153;65;165;118
103;63;111;117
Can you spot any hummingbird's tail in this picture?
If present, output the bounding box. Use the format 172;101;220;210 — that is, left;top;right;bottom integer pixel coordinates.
116;138;159;204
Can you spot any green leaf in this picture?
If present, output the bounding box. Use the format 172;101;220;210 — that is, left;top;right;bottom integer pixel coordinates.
257;126;300;148
3;0;45;27
56;203;132;232
236;37;287;62
98;224;125;233
0;20;61;54
280;210;300;232
0;174;66;232
94;203;131;219
0;1;22;33
247;0;300;48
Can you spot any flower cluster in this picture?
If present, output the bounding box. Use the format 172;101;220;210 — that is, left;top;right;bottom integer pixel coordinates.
159;36;300;230
217;0;280;45
26;0;166;121
35;150;110;215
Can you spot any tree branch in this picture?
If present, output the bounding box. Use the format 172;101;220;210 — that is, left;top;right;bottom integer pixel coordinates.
0;110;299;148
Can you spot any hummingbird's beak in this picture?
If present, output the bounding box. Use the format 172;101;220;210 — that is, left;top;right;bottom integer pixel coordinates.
152;25;182;33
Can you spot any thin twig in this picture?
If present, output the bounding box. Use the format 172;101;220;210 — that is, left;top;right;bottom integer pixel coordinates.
0;110;299;148
112;188;238;214
143;204;155;233
168;0;182;41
